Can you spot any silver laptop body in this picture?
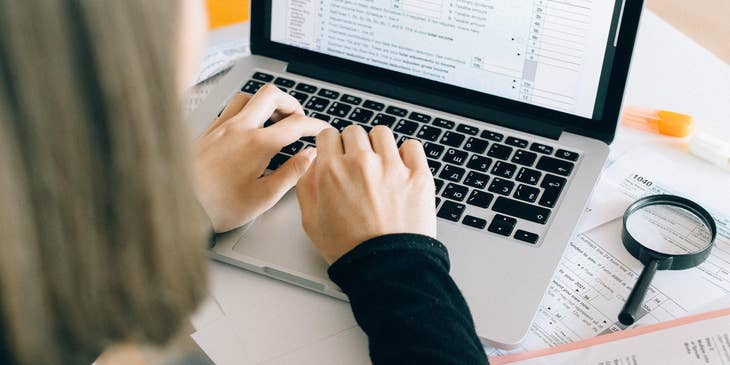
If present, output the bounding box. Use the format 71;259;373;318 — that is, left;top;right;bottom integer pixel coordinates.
190;0;644;348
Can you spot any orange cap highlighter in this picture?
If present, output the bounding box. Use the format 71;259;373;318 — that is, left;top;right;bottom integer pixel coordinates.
621;107;694;137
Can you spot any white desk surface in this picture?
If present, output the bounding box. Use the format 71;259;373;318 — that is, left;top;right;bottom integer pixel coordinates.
190;10;730;365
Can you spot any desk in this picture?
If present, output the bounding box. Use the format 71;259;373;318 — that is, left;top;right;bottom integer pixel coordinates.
190;10;730;365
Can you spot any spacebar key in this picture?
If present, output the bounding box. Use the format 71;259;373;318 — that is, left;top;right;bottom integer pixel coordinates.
492;197;551;224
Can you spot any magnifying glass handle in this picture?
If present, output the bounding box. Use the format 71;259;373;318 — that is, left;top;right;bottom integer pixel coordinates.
618;260;659;326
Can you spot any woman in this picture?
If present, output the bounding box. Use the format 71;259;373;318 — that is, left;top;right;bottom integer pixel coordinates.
0;0;488;364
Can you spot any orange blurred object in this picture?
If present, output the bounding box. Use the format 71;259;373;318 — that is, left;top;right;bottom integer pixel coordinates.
621;106;694;137
206;0;250;29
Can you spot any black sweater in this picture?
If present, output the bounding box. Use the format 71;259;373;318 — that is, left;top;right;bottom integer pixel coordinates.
329;234;488;365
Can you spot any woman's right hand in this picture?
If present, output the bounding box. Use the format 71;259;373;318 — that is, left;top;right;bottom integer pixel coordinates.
296;125;437;264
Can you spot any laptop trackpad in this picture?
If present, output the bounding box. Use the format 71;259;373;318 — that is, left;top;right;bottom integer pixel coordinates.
232;190;332;284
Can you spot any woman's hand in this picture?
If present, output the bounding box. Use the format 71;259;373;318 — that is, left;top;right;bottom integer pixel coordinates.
296;125;437;264
194;85;329;233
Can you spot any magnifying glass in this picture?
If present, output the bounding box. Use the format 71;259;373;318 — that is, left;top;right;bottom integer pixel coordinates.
618;194;717;326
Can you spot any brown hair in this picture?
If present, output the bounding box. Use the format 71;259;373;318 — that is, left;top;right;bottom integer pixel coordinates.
0;1;209;364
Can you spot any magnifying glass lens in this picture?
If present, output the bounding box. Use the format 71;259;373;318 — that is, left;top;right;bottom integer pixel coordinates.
625;204;713;255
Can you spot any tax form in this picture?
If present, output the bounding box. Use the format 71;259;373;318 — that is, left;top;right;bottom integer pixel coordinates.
491;308;730;365
486;148;730;356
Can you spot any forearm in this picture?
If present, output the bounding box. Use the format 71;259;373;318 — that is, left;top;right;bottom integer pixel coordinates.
328;234;488;365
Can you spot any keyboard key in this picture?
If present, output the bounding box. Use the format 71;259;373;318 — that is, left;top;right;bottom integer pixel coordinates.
348;108;374;123
514;184;540;203
456;124;479;135
539;174;567;208
556;149;580;161
481;130;504;142
492;197;551;224
442;183;469;202
463;215;487;229
267;153;290;170
394;119;420;135
277;87;288;93
372;113;396;127
488;178;515;196
252;72;274;82
491;161;517;178
242;80;265;93
408;111;432;123
327;102;352;118
281;141;304;155
487;143;513;160
466;155;493;172
385;106;408;117
436;197;441;208
463;137;489;154
434;178;445;193
363;100;385;111
318;88;340;99
433;118;456;129
505;136;529;148
488;214;517;236
516;167;542;185
305;96;330;112
274;77;295;88
295;83;317;93
437;200;466;222
536;156;574;176
289;90;309;104
443;149;469;166
514;230;539;244
512;150;538;166
397;135;412;147
310;112;331;121
530;143;554;155
340;94;362;105
440;131;466;148
467;190;494;209
439;164;465;183
540;174;566;190
424;143;445;159
331;118;353;132
416;125;443;142
464;171;489;189
428;159;442;175
361;125;373;133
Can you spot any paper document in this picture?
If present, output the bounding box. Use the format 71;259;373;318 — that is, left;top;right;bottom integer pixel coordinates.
486;148;730;357
490;308;730;365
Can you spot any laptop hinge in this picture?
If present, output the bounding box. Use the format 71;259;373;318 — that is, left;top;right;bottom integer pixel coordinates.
287;61;564;141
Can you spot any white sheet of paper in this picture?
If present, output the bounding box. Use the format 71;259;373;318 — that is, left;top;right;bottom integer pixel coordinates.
491;309;730;365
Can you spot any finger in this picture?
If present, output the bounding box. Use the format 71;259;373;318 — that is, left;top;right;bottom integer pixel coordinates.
204;93;251;135
295;155;318;234
229;84;304;129
369;125;401;164
316;127;344;158
341;124;372;155
261;114;330;152
261;147;317;203
399;139;429;173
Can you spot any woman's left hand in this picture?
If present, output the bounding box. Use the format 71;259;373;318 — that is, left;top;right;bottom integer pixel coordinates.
193;85;330;233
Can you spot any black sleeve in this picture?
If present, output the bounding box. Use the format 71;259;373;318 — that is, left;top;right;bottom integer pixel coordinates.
328;234;488;365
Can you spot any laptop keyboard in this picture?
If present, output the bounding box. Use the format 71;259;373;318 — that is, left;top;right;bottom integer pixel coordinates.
234;71;581;246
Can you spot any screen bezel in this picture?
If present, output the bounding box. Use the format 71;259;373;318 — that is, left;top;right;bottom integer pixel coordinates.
251;1;644;144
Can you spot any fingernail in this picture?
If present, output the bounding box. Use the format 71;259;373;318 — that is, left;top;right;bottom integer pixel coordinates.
302;147;317;159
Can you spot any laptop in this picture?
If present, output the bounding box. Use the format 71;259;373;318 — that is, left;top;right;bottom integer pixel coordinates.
191;0;644;348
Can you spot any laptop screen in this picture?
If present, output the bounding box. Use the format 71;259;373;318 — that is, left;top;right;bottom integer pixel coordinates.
269;0;621;119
